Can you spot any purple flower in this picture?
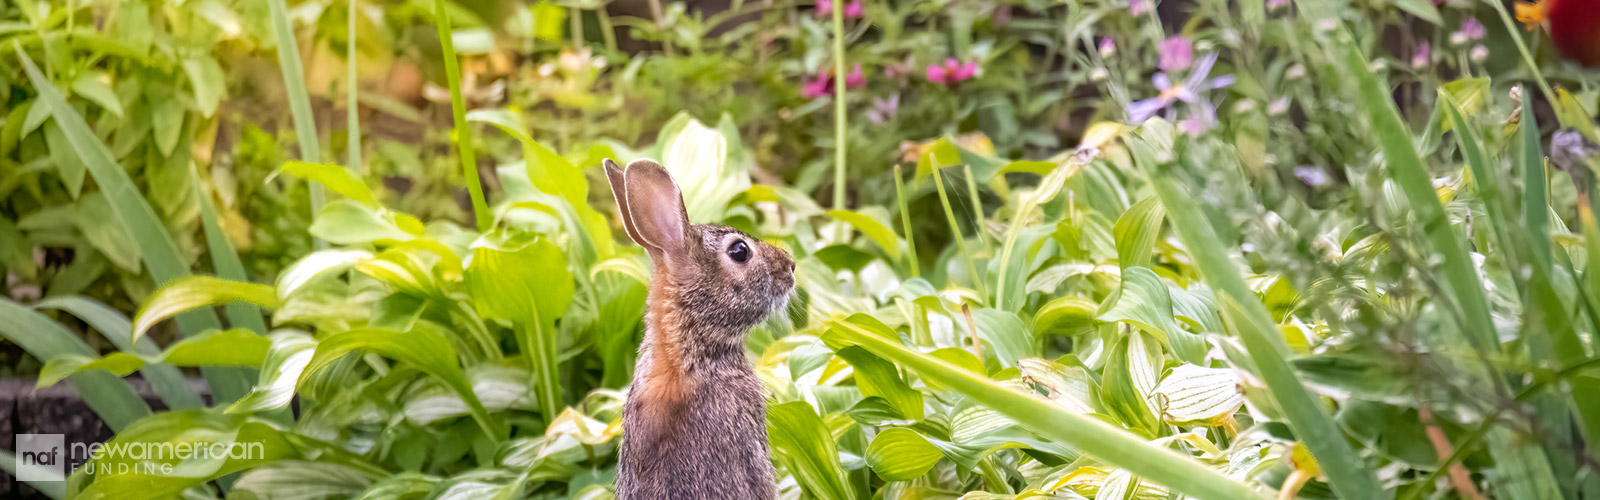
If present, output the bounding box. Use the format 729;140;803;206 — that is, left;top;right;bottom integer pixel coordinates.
1294;166;1329;187
1411;42;1431;69
926;58;980;86
866;93;899;125
1098;37;1116;57
1158;37;1193;72
1127;52;1234;126
1460;18;1485;39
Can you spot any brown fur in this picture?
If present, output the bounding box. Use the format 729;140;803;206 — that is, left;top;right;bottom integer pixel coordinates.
605;159;794;500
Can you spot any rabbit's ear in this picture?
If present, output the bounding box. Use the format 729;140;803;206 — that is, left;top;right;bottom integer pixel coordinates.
618;158;689;254
603;159;648;247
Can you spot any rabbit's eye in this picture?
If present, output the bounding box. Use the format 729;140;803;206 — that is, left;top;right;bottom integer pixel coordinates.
727;240;751;263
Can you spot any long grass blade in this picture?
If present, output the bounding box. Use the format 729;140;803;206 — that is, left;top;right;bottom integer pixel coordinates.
432;0;491;231
35;297;202;411
265;0;327;227
1296;10;1562;497
933;168;986;300
0;299;150;431
347;0;362;171
893;164;919;278
17;47;254;405
1139;159;1386;500
0;450;66;499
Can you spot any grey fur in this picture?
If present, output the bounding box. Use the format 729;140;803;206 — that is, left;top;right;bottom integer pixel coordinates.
606;158;794;500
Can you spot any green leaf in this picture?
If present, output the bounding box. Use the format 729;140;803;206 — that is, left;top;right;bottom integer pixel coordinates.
69;411;305;500
767;401;854;500
1018;357;1096;414
834;346;924;420
39;329;272;387
1097;267;1205;364
43;122;86;197
655;112;751;222
234;461;381;499
1153;364;1245;424
1112;196;1165;270
864;428;944;481
228;331;319;413
36;297;203;410
301;328;503;440
0;299;150;431
827;209;901;259
1390;0;1442;24
1101;331;1162;436
1033;296;1099;336
281;161;376;207
71;193;142;272
309;200;413;245
70;72;124;117
182;55;225;117
466;239;572;418
132;276;280;343
824;314;1261;500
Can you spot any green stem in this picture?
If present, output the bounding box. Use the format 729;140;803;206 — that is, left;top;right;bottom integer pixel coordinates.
1487;1;1557;111
894;164;919;278
347;0;361;171
934;169;986;300
963;164;989;255
432;0;492;231
266;0;327;247
597;8;619;55
830;0;848;242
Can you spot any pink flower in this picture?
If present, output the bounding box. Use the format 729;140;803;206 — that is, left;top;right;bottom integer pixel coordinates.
844;63;866;89
1158;37;1193;72
801;63;865;99
926;59;981;86
1267;0;1288;10
1098;37;1116;57
844;0;863;18
816;0;863;19
1129;0;1151;15
1411;42;1431;69
801;74;830;99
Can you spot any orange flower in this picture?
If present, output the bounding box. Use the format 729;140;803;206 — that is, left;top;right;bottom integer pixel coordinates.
1514;1;1546;31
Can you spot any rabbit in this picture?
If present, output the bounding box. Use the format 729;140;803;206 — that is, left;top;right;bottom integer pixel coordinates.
604;158;794;500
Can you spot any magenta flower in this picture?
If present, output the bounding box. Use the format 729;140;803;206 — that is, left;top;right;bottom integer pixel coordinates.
1098;37;1116;57
1127;52;1234;126
801;63;865;99
1411;42;1431;69
1267;0;1288;10
1128;0;1151;15
844;63;866;89
926;58;980;86
1158;37;1193;72
801;73;831;99
816;0;863;19
866;93;899;125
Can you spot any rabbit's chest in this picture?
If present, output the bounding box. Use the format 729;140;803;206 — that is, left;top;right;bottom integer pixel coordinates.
618;372;774;499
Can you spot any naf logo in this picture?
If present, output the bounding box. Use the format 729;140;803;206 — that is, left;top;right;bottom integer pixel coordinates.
16;434;66;482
